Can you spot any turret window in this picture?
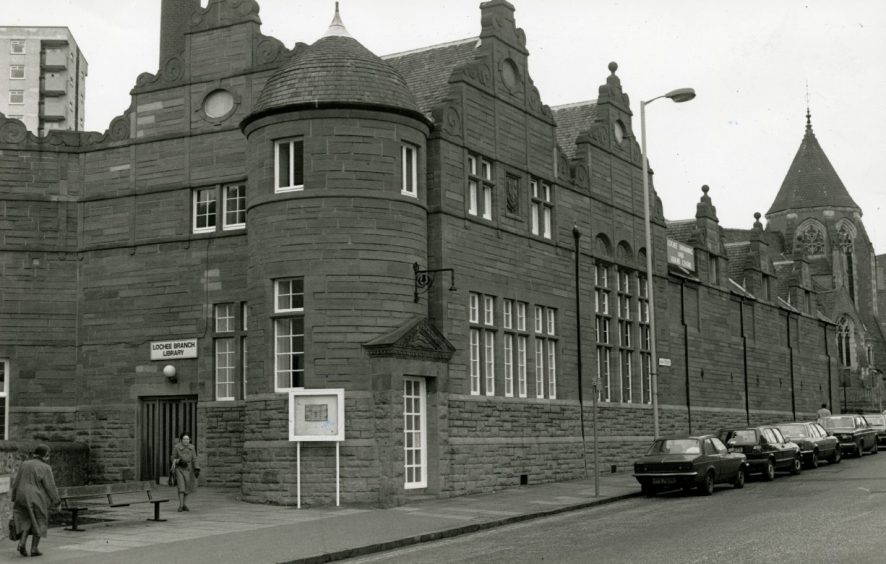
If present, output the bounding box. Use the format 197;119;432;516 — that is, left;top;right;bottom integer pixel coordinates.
401;144;418;197
275;139;304;192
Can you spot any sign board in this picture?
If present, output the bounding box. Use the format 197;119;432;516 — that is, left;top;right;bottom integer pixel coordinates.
150;339;198;360
658;357;672;367
289;389;345;442
0;475;9;494
666;239;695;271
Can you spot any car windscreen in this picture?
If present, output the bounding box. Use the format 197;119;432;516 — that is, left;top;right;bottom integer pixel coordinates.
778;424;809;438
647;439;701;455
728;430;757;445
821;416;854;429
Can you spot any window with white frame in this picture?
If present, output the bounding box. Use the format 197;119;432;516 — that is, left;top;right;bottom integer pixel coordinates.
533;306;557;399
401;143;418;197
467;153;494;220
9;91;24;105
274;278;305;391
0;359;8;440
193;184;246;233
638;274;651;404
595;263;612;401
213;302;246;401
275;138;304;192
223;184;246;229
516;302;528;398
10;40;25;54
617;270;633;403
9;65;24;79
468;292;496;395
502;299;514;397
193;188;217;233
530;179;553;239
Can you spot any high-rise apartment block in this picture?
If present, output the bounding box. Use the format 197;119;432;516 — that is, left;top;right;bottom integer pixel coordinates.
0;26;87;135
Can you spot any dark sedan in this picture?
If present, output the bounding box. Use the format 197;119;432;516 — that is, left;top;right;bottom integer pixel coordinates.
819;415;878;456
633;435;747;496
719;426;802;480
775;421;841;468
862;414;886;446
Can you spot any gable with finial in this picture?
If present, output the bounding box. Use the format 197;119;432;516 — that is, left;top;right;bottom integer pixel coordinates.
364;317;456;361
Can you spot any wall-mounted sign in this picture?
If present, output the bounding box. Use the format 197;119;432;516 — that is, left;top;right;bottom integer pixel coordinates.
289;389;345;442
658;357;672;367
667;239;696;271
150;339;198;360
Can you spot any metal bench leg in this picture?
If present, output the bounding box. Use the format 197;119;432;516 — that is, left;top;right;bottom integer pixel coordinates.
65;508;86;532
148;501;167;522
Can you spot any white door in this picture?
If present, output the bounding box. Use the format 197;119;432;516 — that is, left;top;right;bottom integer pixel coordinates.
404;377;427;489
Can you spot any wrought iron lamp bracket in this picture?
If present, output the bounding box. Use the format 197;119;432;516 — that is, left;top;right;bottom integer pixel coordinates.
413;262;456;302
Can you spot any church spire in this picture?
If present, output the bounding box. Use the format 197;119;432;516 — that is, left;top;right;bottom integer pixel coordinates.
766;106;858;216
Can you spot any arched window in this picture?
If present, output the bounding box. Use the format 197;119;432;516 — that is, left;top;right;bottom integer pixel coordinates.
837;224;855;302
796;222;825;256
837;317;855;369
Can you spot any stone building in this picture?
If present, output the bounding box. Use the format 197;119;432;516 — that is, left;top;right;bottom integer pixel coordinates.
0;0;871;506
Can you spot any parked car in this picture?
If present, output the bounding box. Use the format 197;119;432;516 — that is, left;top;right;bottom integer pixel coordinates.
718;426;802;480
632;435;747;496
862;414;886;446
775;421;841;467
819;415;878;456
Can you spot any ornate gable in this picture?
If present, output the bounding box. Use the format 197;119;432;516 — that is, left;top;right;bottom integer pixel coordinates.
364;317;455;362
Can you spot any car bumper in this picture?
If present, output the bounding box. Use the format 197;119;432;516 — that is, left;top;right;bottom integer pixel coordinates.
633;472;700;488
743;458;772;473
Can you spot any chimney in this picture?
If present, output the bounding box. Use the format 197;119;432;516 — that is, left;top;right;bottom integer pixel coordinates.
159;0;200;67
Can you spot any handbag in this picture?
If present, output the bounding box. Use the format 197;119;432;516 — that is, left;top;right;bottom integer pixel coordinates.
8;518;20;541
168;460;178;487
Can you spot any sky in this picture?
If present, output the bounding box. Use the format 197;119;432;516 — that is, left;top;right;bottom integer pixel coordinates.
5;0;886;253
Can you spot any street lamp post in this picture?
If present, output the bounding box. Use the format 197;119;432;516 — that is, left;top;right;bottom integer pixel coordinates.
640;87;695;439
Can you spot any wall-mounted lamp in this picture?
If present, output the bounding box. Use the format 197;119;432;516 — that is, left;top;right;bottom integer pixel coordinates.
163;364;177;383
413;262;456;302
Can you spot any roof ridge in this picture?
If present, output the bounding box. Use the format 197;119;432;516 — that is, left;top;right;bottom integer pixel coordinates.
550;99;598;110
382;37;479;60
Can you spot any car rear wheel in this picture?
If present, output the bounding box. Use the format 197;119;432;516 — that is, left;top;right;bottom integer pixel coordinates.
808;451;819;469
829;448;842;464
733;467;745;489
764;460;776;481
699;471;715;496
790;456;802;475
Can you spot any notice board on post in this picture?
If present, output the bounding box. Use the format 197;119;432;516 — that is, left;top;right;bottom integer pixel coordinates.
288;388;345;442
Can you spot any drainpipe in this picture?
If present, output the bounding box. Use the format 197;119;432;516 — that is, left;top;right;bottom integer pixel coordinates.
680;279;692;433
787;313;796;420
573;227;590;481
740;298;750;425
824;323;833;413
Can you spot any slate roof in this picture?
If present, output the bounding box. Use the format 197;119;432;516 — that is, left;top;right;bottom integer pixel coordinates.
725;242;751;282
666;219;696;246
251;29;420;119
767;114;859;215
722;228;753;244
550;101;599;160
384;38;481;118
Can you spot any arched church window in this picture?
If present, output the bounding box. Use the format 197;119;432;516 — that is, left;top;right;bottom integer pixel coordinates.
837;317;854;369
838;225;856;302
796;223;824;255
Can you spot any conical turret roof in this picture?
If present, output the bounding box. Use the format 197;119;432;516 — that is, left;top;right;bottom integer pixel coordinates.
247;4;421;123
767;111;859;216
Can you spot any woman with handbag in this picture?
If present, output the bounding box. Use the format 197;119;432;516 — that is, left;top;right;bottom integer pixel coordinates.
11;444;60;557
170;432;200;512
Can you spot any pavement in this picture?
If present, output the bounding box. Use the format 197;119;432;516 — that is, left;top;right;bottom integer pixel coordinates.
2;472;639;563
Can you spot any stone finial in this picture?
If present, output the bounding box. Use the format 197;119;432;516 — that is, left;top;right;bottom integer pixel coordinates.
695;184;718;221
322;1;353;38
598;61;629;111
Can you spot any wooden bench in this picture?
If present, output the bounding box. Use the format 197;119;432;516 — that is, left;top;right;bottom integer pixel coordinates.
58;481;170;531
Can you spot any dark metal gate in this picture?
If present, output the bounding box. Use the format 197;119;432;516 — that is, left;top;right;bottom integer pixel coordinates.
139;396;197;482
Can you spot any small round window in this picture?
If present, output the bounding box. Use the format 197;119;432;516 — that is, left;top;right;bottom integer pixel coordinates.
613;120;626;144
203;89;235;119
